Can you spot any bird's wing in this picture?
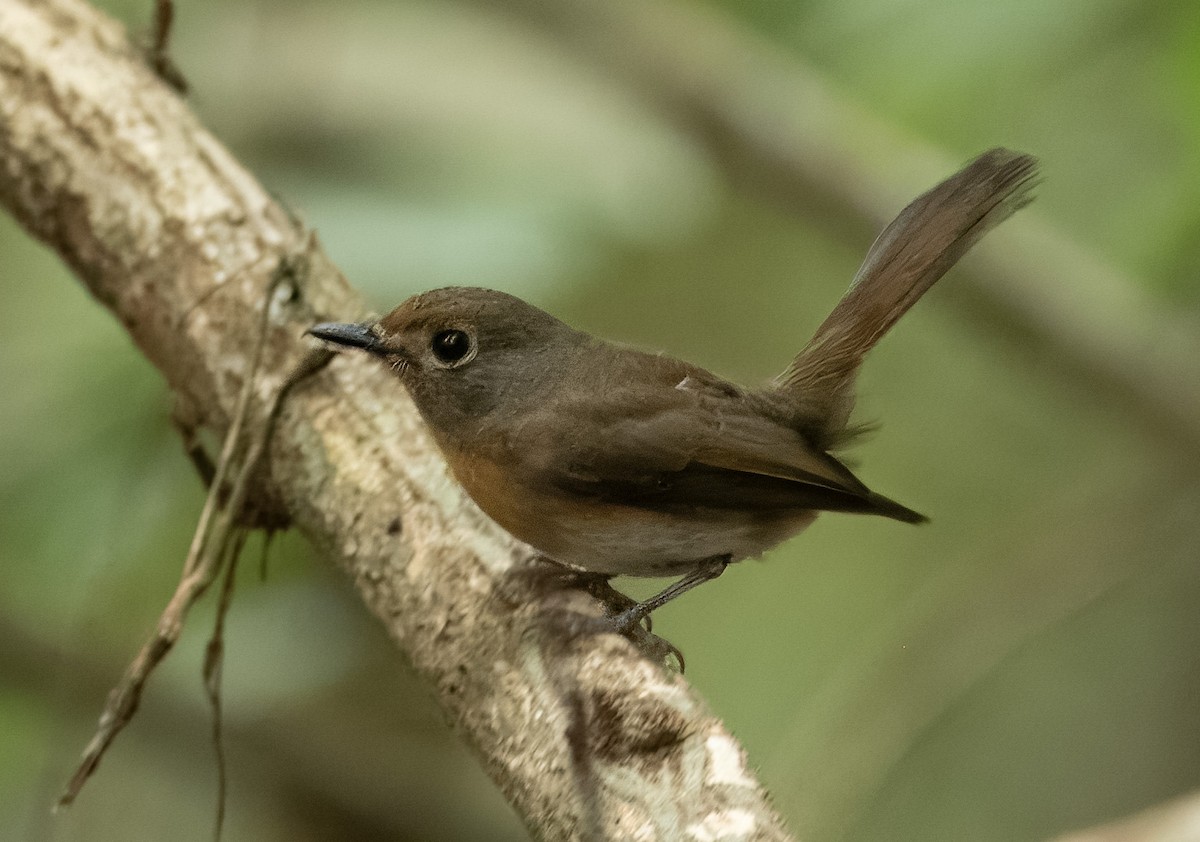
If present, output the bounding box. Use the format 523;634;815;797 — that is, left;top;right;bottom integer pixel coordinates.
514;371;916;518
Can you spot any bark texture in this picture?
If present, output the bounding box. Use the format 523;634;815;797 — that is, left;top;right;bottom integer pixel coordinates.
0;0;794;839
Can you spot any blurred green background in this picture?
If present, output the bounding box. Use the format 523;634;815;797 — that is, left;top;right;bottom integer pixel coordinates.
3;0;1199;840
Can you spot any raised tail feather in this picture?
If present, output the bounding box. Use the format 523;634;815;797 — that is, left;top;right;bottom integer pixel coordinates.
777;148;1039;444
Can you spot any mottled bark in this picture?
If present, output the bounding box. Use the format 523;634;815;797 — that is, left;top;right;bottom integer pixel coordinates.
0;0;794;839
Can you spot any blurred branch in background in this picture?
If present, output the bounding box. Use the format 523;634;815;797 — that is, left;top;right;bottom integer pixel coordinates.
486;0;1200;455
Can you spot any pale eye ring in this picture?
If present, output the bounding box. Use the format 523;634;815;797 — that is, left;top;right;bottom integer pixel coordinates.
430;328;474;366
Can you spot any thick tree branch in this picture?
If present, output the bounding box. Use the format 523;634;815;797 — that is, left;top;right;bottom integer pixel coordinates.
0;0;793;839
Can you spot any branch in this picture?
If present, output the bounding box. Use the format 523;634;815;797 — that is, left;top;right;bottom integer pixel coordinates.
0;0;793;839
492;0;1200;455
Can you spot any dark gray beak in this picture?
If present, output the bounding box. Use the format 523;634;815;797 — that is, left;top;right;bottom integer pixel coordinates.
308;321;384;354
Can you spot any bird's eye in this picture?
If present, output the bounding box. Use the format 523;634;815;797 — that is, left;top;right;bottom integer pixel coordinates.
430;329;474;366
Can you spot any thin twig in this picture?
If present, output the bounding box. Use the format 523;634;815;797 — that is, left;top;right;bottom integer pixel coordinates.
146;0;187;94
203;527;247;842
57;258;297;808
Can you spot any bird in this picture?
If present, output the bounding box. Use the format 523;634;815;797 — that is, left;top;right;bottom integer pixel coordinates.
309;148;1038;632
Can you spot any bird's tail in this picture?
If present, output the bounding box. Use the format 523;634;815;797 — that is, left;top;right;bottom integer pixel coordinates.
777;148;1039;445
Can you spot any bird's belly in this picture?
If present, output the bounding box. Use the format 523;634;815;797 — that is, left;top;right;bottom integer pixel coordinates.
524;506;817;577
446;450;816;576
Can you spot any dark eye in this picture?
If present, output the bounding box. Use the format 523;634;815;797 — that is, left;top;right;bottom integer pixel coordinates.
431;329;473;365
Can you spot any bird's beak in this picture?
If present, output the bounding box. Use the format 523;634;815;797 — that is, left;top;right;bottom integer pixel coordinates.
308;321;386;354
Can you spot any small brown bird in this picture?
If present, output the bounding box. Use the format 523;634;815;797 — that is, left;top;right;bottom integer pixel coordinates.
311;148;1038;630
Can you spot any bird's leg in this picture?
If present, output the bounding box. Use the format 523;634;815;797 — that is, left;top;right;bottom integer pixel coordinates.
610;555;730;633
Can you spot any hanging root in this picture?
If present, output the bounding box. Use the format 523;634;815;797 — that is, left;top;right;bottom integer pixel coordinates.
56;249;333;815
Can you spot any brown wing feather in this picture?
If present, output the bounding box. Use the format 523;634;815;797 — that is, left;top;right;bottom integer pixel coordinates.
518;371;922;522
